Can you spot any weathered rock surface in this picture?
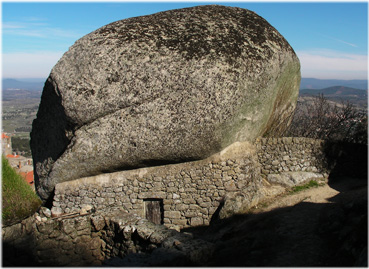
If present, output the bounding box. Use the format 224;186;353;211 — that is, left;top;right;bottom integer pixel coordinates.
31;5;300;202
267;172;324;187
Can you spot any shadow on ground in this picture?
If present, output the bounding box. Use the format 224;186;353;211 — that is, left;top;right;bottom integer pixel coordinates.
104;142;368;267
158;142;368;267
185;176;367;267
4;142;368;267
102;174;367;267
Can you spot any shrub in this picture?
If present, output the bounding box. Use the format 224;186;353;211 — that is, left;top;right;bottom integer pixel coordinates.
11;136;32;157
286;94;367;144
289;180;320;194
2;157;41;226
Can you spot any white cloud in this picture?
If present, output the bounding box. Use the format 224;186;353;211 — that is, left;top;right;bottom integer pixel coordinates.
3;21;80;39
2;22;27;29
296;49;368;80
315;32;358;48
2;51;64;78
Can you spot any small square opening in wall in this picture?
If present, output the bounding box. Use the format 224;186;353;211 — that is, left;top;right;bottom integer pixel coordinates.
144;198;164;225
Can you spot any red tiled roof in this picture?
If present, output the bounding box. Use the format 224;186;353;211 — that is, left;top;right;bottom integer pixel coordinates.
6;154;20;158
19;171;34;185
1;133;10;139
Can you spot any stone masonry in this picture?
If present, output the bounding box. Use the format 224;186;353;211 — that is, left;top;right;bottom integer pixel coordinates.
255;137;329;176
3;137;365;266
52;142;261;230
2;208;214;266
51;138;333;230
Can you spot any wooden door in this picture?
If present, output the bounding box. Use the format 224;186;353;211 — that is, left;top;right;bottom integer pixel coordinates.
145;199;163;224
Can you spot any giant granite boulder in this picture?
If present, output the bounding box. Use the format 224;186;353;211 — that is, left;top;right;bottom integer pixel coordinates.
31;5;300;202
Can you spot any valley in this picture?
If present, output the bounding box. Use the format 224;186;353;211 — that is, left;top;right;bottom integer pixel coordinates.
1;78;368;154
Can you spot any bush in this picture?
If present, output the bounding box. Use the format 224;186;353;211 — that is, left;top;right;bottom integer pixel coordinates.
2;157;41;226
11;136;32;157
285;94;367;144
289;180;320;194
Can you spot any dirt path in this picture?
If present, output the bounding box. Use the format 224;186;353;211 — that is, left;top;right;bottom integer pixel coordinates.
203;177;367;267
256;181;339;212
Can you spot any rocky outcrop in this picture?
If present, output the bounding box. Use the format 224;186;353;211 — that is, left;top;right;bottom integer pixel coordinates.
31;5;300;202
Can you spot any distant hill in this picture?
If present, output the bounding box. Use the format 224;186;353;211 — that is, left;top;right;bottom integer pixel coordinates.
300;78;368;90
300;86;368;109
2;89;42;101
300;86;367;97
2;78;45;91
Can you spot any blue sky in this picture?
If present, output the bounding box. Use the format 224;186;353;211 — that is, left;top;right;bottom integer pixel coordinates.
2;1;368;80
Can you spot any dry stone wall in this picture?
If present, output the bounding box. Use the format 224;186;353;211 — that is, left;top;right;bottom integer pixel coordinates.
3;138;366;267
52;142;261;230
256;137;329;176
2;208;214;266
51;138;340;230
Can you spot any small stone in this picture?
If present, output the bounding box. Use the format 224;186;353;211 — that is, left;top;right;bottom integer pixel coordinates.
81;204;93;212
190;217;204;226
224;181;237;191
51;207;63;218
40;207;52;218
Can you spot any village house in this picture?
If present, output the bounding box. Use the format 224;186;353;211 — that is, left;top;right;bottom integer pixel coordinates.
1;132;35;190
1;133;12;156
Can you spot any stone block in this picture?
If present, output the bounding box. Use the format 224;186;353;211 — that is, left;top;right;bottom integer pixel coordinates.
171;218;188;226
164;211;181;219
172;193;180;199
48;229;61;239
163;199;173;205
224;181;237;191
37;221;57;235
167;187;177;192
51;207;63;217
190;204;201;210
175;204;189;211
199;202;212;208
61;219;75;235
190;217;204;226
164;205;171;211
173;196;183;205
138;192;166;199
200;208;209;215
113;187;123;192
77;228;91;236
184;211;197;218
37;239;59;251
183;199;195;204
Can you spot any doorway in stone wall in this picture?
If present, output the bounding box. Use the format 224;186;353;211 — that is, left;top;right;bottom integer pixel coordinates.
144;198;164;225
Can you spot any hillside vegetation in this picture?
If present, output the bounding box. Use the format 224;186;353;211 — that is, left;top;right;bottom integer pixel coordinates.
285;94;367;143
2;157;41;226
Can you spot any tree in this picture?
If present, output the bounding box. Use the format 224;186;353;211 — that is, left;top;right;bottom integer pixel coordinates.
285;94;367;144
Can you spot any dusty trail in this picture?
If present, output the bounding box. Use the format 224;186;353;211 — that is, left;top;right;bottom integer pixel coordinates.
198;177;367;267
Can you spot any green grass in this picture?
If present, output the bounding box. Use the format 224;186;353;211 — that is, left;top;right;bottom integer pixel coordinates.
289;180;320;194
2;157;42;226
